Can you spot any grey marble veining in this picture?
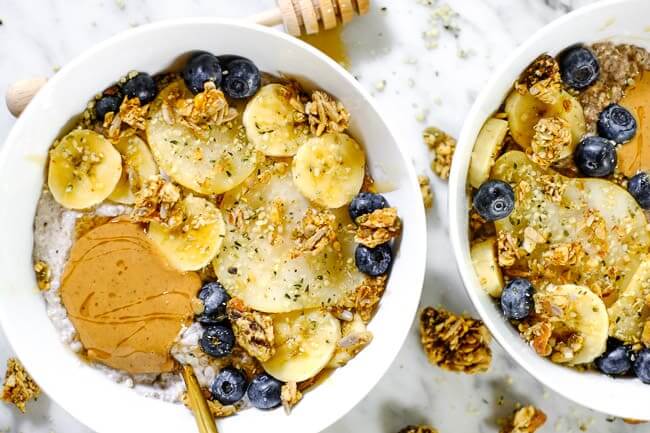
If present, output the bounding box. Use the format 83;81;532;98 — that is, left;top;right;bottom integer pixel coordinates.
0;1;648;432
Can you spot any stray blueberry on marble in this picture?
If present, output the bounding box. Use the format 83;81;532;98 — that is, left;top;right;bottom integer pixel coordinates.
595;339;633;376
122;72;157;104
355;243;393;277
183;52;222;94
348;192;389;221
247;373;283;410
211;368;247;405
633;348;650;384
597;104;637;143
196;281;230;325
574;136;617;177
628;172;650;209
222;58;261;99
472;180;515;222
199;324;235;358
500;278;534;320
558;45;600;90
95;94;123;121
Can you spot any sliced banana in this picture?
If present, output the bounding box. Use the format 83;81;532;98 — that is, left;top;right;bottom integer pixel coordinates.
469;118;508;188
608;259;650;344
108;135;158;204
505;90;586;158
48;129;122;210
148;195;226;272
470;237;504;298
542;284;608;365
242;83;309;157
147;80;258;194
262;309;340;382
292;132;365;208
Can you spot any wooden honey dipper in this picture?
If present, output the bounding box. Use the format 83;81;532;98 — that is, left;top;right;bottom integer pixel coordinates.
5;0;370;117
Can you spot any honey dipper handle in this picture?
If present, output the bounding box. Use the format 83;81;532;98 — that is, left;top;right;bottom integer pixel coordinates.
248;7;284;27
5;77;47;117
182;365;219;433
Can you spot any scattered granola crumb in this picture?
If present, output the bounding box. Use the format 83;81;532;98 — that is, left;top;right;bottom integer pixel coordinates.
423;126;456;180
420;2;461;50
500;405;547;433
418;175;434;209
375;80;386;91
529;117;571;167
355;207;401;248
115;0;126;10
227;298;275;362
33;260;51;291
398;426;438;433
2;358;41;413
419;307;492;374
280;381;303;414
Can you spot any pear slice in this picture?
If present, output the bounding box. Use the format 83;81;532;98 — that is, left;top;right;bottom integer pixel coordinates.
608;259;650;343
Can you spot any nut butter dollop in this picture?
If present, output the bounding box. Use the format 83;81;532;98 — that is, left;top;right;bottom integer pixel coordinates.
60;220;200;374
618;72;650;177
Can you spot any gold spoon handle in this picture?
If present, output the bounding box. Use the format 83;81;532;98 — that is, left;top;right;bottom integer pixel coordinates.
181;365;219;433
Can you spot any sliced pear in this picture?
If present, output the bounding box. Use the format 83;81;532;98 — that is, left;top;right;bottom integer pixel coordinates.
608;259;650;343
470;237;504;297
469;118;508;188
108;135;158;204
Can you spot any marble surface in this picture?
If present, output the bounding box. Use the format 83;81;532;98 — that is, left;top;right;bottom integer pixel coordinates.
0;0;648;432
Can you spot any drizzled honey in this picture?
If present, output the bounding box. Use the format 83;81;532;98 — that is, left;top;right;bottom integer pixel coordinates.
300;27;350;69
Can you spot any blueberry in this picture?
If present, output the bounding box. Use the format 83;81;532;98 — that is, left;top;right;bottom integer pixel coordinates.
196;281;230;325
183;52;222;94
574;136;617;177
247;373;282;410
123;72;157;104
472;180;515;222
199;324;235;358
348;192;389;221
222;58;261;99
595;339;633;376
597;104;637;143
628;172;650;209
355;243;392;276
500;278;534;320
558;45;600;90
211;368;247;405
634;348;650;384
95;94;123;121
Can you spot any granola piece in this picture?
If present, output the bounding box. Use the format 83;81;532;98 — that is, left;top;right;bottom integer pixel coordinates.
33;260;51;291
423;126;456;180
328;314;374;368
291;208;339;257
529;117;571;167
398;426;438;433
521;321;553;357
497;231;521;268
419;307;492;374
131;175;182;227
227;298;275;362
174;82;238;130
304;90;350;136
418;175;434;209
280;381;303;413
349;275;388;323
500;405;547;433
354;207;401;248
542;242;582;267
515;54;562;104
522;226;547;254
102;111;122;141
550;333;584;363
119;96;149;130
1;358;40;413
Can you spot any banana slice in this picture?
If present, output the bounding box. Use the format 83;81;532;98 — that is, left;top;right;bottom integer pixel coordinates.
148;195;226;272
470;237;504;298
469;118;508;188
147;80;258;194
505;90;585;157
262;309;340;382
542;284;608;365
48;129;122;210
608;259;650;344
242;83;309;157
292;132;365;208
108;135;158;204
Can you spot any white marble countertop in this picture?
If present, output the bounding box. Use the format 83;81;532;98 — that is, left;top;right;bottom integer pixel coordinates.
1;0;649;432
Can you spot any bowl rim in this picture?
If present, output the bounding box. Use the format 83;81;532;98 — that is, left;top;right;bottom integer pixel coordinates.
449;0;650;420
0;17;427;433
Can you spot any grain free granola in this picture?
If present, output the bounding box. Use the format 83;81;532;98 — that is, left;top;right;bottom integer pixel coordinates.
499;405;547;433
355;207;402;248
419;175;434;209
398;426;439;433
424;126;456;180
1;358;40;413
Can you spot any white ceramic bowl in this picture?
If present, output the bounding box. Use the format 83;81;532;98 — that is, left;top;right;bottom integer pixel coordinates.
450;0;650;420
0;19;426;433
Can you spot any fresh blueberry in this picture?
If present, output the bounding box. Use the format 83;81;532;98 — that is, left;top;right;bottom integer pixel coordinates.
123;72;157;104
222;58;261;99
183;52;222;94
355;243;392;276
95;94;123;121
196;281;230;324
558;45;600;90
500;278;534;320
247;373;282;410
597;104;637;143
472;180;515;222
634;348;650;384
574;136;617;177
211;368;247;405
199;324;235;358
628;172;650;209
595;339;633;376
348;192;389;221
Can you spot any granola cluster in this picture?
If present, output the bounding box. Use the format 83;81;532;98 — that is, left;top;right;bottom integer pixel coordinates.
423;126;456;180
1;358;40;413
418;175;434;209
419;307;492;374
398;426;438;433
33;260;51;291
355;207;402;248
227;298;275;362
515;54;562;104
102;96;149;141
347;275;388;322
292;208;340;257
280;381;303;413
529;117;571;167
500;406;547;433
304;90;350;136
